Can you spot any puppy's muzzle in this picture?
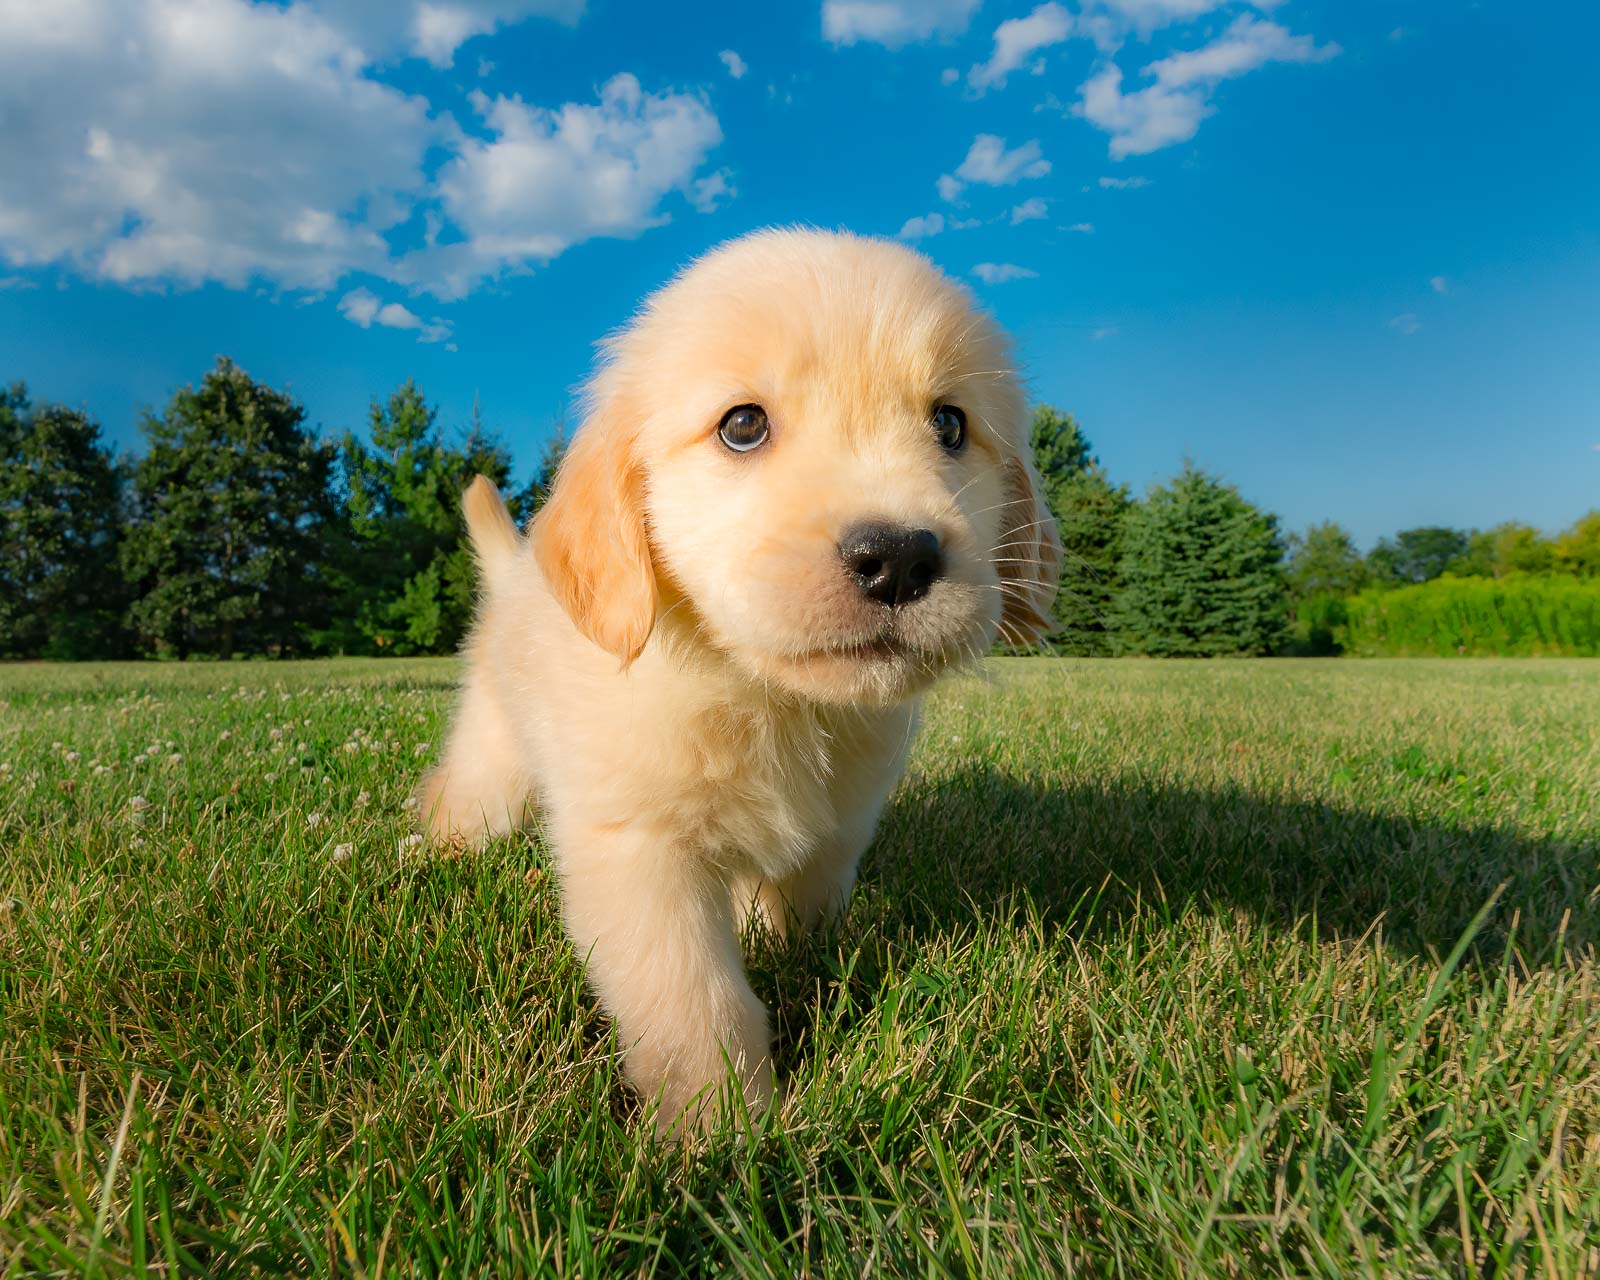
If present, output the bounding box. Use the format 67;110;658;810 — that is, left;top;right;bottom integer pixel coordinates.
839;522;945;607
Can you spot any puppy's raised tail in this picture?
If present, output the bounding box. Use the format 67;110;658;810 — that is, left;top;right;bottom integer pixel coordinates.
462;475;521;585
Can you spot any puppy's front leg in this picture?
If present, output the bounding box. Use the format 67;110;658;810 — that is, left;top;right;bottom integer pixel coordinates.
558;820;774;1134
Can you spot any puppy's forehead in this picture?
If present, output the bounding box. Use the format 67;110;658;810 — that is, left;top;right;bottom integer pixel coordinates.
613;231;1008;417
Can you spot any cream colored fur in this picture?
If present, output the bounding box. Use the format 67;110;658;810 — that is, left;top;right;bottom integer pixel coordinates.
423;229;1060;1133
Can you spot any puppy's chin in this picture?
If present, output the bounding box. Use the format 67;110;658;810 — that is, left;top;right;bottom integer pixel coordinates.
733;625;991;707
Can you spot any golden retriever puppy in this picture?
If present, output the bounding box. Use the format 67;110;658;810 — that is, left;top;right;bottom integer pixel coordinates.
423;228;1060;1132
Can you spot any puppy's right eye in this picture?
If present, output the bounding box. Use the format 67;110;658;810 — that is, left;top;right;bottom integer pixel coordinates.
718;404;770;453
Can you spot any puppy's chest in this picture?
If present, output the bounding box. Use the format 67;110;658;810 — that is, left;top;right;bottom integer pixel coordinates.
673;702;856;873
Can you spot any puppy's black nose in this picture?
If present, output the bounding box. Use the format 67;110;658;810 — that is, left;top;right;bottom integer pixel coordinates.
839;523;944;607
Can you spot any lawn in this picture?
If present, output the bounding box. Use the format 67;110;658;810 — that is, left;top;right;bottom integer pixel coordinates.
2;657;1597;1277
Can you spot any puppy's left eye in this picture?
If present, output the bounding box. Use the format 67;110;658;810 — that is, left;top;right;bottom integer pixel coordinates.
718;404;770;453
932;405;967;453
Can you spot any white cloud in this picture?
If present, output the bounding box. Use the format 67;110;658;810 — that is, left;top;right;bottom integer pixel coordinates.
689;169;735;213
0;275;38;291
899;213;946;239
1076;65;1210;158
1065;222;1095;233
1430;275;1449;295
420;75;722;296
1092;324;1119;339
1084;0;1283;37
1098;175;1151;189
941;67;960;86
338;286;452;342
972;262;1038;284
1010;198;1049;224
940;134;1050;200
0;0;435;291
969;3;1073;93
1389;313;1422;335
320;0;584;68
898;212;978;239
0;2;724;305
823;0;981;47
719;49;748;79
338;287;382;327
1144;15;1333;86
1076;16;1338;158
477;56;496;76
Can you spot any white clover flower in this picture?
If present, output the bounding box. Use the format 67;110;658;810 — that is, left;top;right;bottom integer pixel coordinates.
64;751;81;764
219;730;232;742
167;753;183;765
356;790;371;806
269;728;283;740
413;742;430;757
0;763;11;775
145;744;161;757
264;772;277;783
343;742;359;754
128;795;150;811
94;765;112;777
306;812;325;830
51;741;63;750
400;795;419;812
332;843;354;862
296;742;308;753
397;833;424;854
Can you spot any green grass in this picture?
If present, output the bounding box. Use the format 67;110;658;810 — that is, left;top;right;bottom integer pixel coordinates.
2;657;1598;1277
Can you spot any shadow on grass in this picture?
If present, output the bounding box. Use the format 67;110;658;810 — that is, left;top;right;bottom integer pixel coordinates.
752;763;1595;1078
862;765;1597;960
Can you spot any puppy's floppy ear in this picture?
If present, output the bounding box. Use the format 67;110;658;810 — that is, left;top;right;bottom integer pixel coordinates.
533;402;658;663
995;451;1062;648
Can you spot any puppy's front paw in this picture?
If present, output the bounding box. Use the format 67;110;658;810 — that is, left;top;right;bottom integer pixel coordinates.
641;1046;776;1140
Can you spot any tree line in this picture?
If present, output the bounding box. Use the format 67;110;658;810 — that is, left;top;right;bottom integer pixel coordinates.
1022;406;1597;657
1;358;563;660
2;359;1594;660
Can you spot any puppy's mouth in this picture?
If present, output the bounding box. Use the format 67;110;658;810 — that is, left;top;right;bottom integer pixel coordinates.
815;634;908;662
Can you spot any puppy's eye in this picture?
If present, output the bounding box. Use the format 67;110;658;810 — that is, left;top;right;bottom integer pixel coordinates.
932;405;967;453
718;404;770;453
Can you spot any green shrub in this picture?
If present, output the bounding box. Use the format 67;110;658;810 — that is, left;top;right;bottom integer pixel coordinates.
1339;574;1600;656
1284;593;1349;656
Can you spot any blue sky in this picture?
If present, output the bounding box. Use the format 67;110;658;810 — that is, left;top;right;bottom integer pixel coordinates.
2;0;1596;547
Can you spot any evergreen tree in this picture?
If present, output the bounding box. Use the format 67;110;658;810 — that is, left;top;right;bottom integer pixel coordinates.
1026;406;1130;654
1115;462;1289;656
0;384;127;657
507;422;569;525
332;381;514;654
121;358;338;658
